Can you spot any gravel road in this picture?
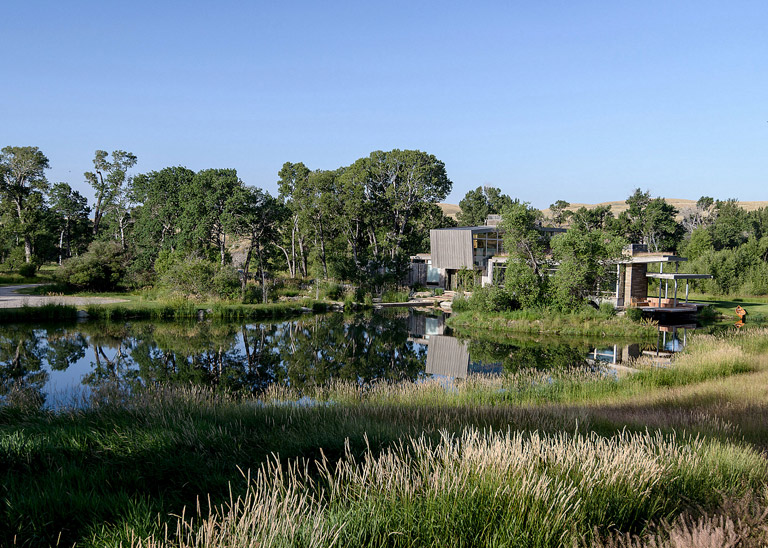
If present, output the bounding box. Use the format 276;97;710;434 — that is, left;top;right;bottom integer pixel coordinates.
0;285;128;308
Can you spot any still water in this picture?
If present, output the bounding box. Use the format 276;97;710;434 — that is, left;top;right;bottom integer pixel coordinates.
0;310;698;408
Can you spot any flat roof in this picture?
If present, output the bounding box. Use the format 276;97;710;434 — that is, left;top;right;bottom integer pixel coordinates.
646;273;713;280
432;225;565;234
431;226;500;233
622;253;687;264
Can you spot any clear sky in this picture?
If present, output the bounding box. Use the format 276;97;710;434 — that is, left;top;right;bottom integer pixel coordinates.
2;0;766;208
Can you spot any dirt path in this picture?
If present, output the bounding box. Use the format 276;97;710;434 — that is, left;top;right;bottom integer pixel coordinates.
0;285;128;309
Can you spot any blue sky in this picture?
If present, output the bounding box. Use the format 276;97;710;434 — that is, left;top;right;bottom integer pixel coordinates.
2;1;766;208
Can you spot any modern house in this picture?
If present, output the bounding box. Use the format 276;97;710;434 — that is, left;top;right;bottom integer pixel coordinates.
414;219;712;314
421;222;565;289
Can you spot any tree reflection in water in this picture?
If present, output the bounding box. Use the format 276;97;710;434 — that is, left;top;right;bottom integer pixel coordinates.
0;312;681;407
0;313;427;404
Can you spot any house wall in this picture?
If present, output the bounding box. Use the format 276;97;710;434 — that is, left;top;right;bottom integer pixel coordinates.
430;229;473;270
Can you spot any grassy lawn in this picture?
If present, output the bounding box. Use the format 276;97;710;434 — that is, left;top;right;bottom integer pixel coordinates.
4;328;768;546
689;292;768;320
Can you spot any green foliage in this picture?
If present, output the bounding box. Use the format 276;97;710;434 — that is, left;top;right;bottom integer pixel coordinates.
319;281;344;300
503;261;545;309
17;263;37;278
381;288;410;302
611;189;683;252
57;241;128;291
549;228;626;311
0;304;78;322
599;301;616;316
501;201;546;274
157;254;241;300
625;307;643;321
462;284;515;312
456;186;513;226
455;266;479;291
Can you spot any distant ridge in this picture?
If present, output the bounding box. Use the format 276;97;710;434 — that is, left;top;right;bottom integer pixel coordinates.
439;199;768;222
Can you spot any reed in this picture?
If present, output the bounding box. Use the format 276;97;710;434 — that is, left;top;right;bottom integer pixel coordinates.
448;309;658;338
131;428;766;548
0;303;78;321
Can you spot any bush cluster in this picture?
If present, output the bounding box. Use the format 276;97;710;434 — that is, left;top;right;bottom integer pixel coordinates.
57;241;128;291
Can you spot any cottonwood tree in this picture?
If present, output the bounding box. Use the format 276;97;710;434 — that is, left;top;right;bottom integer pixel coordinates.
550;228;626;310
612;189;682;251
457;186;514;227
366;149;452;260
180;168;242;264
548;200;572;227
500;201;546;275
0;146;50;263
49;183;91;264
131;166;195;270
226;186;285;302
84;150;137;238
277;162;311;278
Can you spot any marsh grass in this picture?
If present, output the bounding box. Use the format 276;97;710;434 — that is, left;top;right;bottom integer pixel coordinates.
448;308;658;338
0;303;78;321
132;428;766;548
4;329;768;546
83;299;329;321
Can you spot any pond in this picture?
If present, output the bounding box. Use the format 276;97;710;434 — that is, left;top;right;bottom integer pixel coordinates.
0;310;700;408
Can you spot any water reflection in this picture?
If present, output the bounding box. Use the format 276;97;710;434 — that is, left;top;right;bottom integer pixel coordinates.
0;311;700;408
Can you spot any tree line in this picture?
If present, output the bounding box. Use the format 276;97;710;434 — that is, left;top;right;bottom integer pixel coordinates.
0;146;455;299
455;186;768;312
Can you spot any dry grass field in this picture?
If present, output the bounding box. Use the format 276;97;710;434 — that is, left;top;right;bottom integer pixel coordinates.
440;199;768;223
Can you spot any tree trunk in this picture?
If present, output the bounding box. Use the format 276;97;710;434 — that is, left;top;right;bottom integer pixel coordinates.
58;228;65;265
241;246;253;299
23;235;32;264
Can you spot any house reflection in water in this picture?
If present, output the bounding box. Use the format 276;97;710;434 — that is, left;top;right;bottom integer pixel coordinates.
588;324;697;367
408;313;474;378
409;312;503;378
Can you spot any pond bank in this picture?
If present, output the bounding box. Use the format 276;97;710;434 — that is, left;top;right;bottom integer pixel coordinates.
0;284;127;308
447;309;658;338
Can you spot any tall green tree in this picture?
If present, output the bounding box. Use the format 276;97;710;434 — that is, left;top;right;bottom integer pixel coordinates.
84;150;137;238
179;169;243;264
365;149;452;261
550;228;626;310
0;146;50;263
457;186;513;227
49;183;91;264
131;166;195;269
277;162;311;278
709;198;750;250
226;187;285;301
612;189;682;251
548;200;571;227
500;201;546;275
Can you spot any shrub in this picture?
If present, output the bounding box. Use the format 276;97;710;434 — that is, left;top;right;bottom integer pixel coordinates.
211;265;241;300
57;241;128;291
599;301;616;316
381;288;410;303
625;307;643;321
319;281;344;300
17;263;37;278
157;255;242;300
504;262;545;309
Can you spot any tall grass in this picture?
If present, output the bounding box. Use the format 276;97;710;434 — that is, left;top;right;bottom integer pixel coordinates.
0;303;78;321
132;428;766;548
448;308;658;338
83;299;330;321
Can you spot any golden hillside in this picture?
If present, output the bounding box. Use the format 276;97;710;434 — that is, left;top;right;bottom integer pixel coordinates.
441;199;768;223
